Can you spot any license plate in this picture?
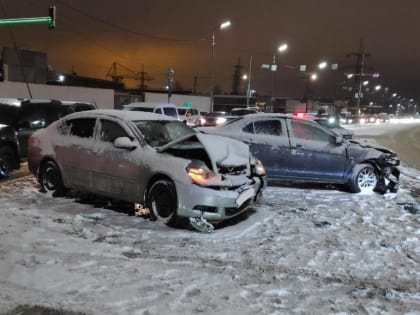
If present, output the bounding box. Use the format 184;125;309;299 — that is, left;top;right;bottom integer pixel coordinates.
236;187;255;207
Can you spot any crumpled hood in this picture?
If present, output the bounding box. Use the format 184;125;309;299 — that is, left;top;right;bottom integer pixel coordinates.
156;132;250;167
349;139;396;155
195;132;250;167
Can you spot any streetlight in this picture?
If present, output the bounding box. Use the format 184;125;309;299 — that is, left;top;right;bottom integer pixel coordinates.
271;42;289;99
210;20;231;112
318;61;328;70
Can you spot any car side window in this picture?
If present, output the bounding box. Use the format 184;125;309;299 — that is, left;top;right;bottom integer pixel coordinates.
66;118;96;138
99;119;128;143
290;119;331;142
155;108;163;114
243;119;282;136
243;123;254;133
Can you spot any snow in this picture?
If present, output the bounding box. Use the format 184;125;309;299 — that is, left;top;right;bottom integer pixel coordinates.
0;122;419;315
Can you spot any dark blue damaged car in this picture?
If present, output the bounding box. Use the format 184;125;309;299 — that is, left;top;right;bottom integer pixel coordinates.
199;113;400;194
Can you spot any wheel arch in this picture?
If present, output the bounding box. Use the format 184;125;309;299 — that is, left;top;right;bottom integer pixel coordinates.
144;173;177;201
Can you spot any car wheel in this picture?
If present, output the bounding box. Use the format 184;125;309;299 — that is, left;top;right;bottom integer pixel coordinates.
0;146;18;178
347;163;378;193
146;179;182;227
39;160;67;196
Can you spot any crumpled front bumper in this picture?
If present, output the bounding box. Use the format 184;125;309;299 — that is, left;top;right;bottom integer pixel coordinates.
373;154;400;194
175;175;266;222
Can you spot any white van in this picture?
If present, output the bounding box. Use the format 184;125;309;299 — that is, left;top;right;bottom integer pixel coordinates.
122;102;179;120
177;107;202;127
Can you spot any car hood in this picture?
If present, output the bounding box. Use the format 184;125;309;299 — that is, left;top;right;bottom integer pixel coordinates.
157;132;250;167
349;139;396;155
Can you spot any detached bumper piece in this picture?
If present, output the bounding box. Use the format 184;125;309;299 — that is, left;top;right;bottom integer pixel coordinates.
375;166;400;194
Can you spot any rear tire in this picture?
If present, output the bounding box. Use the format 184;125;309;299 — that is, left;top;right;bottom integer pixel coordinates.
39;160;67;196
146;179;183;227
347;163;378;193
0;146;18;179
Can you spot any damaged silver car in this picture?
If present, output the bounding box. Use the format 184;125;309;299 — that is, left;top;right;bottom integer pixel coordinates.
27;110;266;228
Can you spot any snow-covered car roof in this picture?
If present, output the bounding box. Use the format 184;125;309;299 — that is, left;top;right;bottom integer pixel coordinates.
63;109;177;122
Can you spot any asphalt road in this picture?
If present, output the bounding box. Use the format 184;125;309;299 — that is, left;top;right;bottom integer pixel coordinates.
355;123;420;170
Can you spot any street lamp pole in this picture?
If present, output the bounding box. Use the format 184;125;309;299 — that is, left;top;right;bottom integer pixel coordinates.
246;56;253;106
209;20;231;112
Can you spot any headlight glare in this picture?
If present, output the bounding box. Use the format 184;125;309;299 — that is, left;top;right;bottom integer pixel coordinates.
187;166;222;186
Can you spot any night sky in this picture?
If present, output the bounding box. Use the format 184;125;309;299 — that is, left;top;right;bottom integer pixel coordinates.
1;0;419;103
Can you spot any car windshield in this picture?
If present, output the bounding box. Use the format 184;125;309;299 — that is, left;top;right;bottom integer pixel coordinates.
315;118;340;128
177;108;186;115
162;107;178;118
134;120;195;147
0;105;19;125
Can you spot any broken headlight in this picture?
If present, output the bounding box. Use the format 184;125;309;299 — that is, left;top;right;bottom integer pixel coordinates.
186;166;224;186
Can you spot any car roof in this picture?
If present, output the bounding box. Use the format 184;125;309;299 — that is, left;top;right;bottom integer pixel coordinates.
63;109;177;122
123;102;177;109
0;98;96;108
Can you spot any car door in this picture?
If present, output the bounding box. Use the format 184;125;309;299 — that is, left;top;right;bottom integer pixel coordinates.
286;118;347;182
54;117;97;190
96;118;145;201
239;118;292;179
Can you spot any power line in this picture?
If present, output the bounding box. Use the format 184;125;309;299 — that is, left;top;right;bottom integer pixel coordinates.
54;0;206;43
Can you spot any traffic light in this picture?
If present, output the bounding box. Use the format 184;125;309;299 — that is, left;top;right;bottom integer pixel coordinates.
48;6;56;29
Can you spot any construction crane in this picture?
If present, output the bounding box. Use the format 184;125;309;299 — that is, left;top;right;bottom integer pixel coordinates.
106;62;154;89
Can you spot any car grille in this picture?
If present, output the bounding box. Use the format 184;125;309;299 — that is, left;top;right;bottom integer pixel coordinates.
217;164;247;175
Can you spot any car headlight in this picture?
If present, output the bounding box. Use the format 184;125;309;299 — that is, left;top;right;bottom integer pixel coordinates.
253;159;266;175
187;166;223;186
216;117;226;125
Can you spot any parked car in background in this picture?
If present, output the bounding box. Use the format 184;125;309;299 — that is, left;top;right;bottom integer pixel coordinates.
0;124;20;178
201;111;233;127
199;113;399;194
177;107;202;127
0;98;96;178
122;102;179;120
28;110;266;228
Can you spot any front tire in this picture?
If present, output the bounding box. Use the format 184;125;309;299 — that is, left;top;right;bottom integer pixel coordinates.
39;160;67;196
347;163;378;193
146;179;182;227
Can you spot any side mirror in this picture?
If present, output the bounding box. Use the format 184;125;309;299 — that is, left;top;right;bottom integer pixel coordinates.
114;137;137;150
335;136;343;146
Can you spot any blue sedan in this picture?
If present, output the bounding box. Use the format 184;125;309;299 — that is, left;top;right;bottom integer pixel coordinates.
199;113;399;194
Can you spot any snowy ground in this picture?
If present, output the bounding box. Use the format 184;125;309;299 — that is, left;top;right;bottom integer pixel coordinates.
0;122;419;315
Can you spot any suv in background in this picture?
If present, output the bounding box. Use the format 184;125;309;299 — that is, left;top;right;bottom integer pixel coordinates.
122;102;179;120
177;107;202;127
0;98;96;178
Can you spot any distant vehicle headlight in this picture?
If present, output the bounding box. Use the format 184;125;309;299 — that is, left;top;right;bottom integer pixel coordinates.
360;118;366;124
186;166;223;186
328;117;335;124
216;117;227;125
348;119;353;124
200;118;206;125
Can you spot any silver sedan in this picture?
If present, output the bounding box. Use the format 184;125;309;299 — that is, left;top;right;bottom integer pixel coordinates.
28;110;266;227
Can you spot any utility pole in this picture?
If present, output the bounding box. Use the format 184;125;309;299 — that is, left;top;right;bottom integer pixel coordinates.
345;39;371;116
